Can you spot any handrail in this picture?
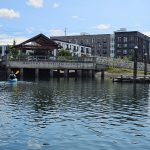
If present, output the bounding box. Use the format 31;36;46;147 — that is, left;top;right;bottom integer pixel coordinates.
7;55;96;62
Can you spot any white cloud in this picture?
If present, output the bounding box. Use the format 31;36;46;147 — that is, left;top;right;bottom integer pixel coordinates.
71;15;85;21
0;34;27;45
0;8;20;19
94;24;111;30
27;0;43;8
72;15;79;19
143;32;150;37
49;28;80;36
49;29;64;36
68;32;80;35
52;3;60;8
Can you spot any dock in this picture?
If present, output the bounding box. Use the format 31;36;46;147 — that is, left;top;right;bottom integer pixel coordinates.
113;75;150;83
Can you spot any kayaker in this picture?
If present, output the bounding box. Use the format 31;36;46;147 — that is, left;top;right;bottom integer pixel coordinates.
9;71;16;80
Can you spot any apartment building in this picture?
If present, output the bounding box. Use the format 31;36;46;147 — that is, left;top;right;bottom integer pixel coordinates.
115;31;150;61
53;39;92;57
0;45;7;57
51;34;111;57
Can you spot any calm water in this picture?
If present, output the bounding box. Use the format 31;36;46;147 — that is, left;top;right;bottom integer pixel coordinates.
0;78;150;150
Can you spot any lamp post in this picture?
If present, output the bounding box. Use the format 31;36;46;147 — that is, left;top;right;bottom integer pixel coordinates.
144;52;148;76
133;46;138;81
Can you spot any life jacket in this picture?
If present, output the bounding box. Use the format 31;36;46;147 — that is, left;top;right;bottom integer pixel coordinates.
9;74;16;79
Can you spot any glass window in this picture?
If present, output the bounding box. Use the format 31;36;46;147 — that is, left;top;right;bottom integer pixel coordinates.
123;44;127;48
123;50;127;54
98;43;101;47
103;43;107;49
117;50;121;54
102;50;107;54
103;38;107;43
86;48;89;53
117;37;122;42
123;37;127;42
81;47;84;53
66;44;69;49
73;46;76;51
117;44;121;48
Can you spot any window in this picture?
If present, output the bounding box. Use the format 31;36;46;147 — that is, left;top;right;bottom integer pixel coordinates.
111;50;114;53
102;50;107;54
123;44;127;48
98;42;101;47
117;44;121;48
111;37;114;42
80;40;83;45
117;50;121;54
130;36;134;41
81;47;84;53
86;48;89;53
73;46;76;51
103;43;107;49
97;38;100;42
117;37;122;42
92;38;94;44
123;37;127;42
123;50;127;55
103;38;107;43
111;44;114;48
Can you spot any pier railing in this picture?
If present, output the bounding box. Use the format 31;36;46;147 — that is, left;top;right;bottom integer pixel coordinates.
2;55;96;62
6;60;96;70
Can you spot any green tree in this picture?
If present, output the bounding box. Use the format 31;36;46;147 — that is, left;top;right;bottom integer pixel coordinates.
57;49;72;60
57;49;71;57
7;45;19;59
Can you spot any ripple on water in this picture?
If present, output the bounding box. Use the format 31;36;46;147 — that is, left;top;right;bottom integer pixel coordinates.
0;80;150;150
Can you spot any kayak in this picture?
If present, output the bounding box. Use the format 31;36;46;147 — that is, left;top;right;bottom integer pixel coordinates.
8;78;18;83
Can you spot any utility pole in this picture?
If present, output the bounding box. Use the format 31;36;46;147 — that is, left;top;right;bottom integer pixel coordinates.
64;27;67;36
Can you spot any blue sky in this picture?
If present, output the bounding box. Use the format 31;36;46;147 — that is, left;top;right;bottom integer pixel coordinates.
0;0;150;44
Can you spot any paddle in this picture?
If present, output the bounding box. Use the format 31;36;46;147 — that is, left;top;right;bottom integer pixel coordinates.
15;70;20;75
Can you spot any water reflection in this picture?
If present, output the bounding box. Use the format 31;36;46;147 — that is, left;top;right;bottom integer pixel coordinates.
0;79;150;150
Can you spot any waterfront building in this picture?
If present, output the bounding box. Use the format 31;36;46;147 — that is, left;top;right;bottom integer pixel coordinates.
0;45;8;57
13;33;59;58
53;39;92;57
114;30;150;62
51;34;111;57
